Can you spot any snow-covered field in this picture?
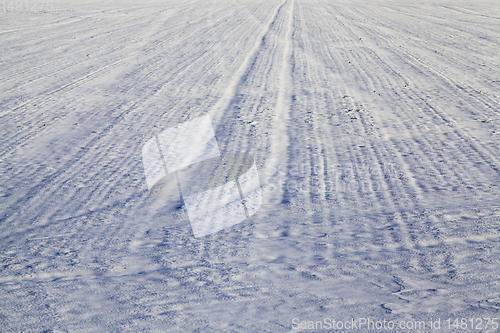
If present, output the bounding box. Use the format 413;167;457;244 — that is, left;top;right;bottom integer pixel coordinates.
1;0;500;331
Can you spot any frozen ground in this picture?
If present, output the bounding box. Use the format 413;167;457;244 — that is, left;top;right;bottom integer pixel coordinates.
1;0;500;331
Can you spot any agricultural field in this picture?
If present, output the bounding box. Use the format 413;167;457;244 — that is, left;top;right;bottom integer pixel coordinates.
1;0;499;331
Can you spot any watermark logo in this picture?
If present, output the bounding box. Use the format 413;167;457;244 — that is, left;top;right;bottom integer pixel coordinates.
2;0;54;12
142;115;262;238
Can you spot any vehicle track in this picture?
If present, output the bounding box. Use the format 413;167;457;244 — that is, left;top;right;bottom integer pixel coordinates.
1;0;499;330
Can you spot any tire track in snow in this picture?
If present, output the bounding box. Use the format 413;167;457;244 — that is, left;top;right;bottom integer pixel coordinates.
209;0;288;128
2;1;500;329
265;0;295;205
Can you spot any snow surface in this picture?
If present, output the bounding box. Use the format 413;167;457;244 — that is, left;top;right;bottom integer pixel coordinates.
1;0;500;331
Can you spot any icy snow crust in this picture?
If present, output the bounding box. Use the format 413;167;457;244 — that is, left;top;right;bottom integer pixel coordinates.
1;0;499;331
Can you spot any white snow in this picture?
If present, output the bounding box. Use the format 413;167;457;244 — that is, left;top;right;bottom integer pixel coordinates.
1;0;500;331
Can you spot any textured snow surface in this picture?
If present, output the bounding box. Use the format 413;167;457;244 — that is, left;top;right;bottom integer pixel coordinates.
1;0;500;331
